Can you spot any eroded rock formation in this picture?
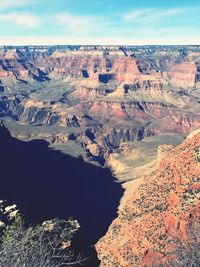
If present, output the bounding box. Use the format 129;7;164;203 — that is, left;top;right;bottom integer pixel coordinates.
0;45;200;164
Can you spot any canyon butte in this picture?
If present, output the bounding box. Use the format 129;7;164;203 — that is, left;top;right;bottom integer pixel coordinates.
0;45;200;266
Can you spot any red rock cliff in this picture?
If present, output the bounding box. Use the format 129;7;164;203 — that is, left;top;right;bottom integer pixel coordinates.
96;129;200;266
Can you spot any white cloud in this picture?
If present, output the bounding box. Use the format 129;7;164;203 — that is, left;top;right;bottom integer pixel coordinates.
123;7;187;24
55;13;95;33
123;8;155;22
0;0;37;9
0;12;41;27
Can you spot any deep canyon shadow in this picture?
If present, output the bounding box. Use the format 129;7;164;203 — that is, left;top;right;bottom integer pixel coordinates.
0;124;124;266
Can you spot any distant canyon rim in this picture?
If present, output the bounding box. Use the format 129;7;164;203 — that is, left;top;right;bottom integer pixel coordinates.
0;45;200;266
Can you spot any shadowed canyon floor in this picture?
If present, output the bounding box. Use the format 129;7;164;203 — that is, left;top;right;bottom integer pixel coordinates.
0;125;124;266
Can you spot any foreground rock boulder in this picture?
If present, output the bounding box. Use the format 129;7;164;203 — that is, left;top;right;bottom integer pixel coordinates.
96;129;200;266
0;200;19;228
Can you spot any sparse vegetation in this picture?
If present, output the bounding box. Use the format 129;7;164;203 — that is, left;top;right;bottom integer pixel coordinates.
169;222;200;267
0;215;85;267
154;222;200;267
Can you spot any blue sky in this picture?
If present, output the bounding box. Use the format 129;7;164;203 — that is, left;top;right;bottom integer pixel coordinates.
0;0;200;45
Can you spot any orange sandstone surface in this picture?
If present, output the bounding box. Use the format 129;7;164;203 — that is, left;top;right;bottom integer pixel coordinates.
96;130;200;266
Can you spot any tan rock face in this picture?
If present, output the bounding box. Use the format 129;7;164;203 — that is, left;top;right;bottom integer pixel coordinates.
0;68;9;77
187;128;200;140
112;57;140;82
54;133;69;143
96;130;200;266
157;144;175;165
164;61;197;87
86;143;101;157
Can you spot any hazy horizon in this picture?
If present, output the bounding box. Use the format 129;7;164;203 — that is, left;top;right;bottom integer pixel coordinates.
0;37;200;46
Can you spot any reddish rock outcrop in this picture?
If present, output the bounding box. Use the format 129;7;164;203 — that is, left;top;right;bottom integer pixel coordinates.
96;130;200;266
164;61;197;87
0;49;48;81
112;57;140;82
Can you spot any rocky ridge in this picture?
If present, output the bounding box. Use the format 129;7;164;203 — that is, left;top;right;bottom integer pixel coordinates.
96;129;200;266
